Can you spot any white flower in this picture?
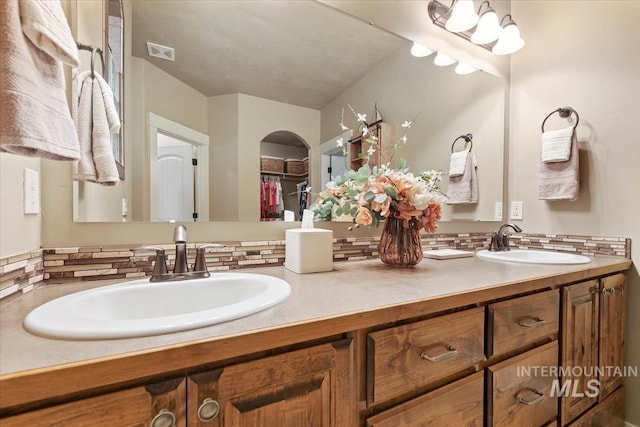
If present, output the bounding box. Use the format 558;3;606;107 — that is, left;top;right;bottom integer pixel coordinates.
336;137;344;147
400;135;408;144
401;120;412;128
340;123;349;131
362;126;369;137
357;113;367;123
367;146;376;156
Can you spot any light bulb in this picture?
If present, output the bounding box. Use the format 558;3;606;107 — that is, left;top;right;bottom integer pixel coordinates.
434;53;456;66
445;0;479;33
455;62;477;75
410;42;434;58
471;8;501;44
492;22;524;55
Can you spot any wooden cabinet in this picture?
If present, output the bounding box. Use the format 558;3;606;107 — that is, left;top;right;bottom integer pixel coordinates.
560;274;626;425
487;341;559;427
2;377;186;427
367;307;485;405
366;371;484;427
567;387;625;427
348;121;395;170
186;339;354;426
487;290;559;358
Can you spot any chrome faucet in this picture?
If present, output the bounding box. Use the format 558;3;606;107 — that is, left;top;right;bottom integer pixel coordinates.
135;225;223;282
489;223;523;252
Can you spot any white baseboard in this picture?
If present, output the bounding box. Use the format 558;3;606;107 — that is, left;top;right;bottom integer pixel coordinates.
626;421;639;427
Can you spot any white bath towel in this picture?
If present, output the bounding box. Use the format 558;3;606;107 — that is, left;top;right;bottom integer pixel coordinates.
446;152;478;204
448;149;469;177
0;0;80;160
538;131;579;201
19;0;80;67
74;70;120;133
73;73;120;185
541;126;574;163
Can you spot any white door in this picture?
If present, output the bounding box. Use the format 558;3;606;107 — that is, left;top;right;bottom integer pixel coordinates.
156;133;195;222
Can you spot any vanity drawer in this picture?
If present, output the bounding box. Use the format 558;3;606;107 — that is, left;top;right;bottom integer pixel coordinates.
367;307;485;405
487;289;559;357
366;371;484;427
487;341;559;427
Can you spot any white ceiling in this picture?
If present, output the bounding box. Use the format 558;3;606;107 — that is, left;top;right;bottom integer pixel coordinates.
130;0;408;110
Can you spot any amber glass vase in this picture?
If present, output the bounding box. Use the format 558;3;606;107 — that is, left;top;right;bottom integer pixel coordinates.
378;216;423;267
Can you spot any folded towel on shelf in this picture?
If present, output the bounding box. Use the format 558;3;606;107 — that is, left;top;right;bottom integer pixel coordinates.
541;126;574;163
448;149;470;177
538;130;579;201
446;152;478;204
0;0;80;160
73;72;120;185
19;0;80;67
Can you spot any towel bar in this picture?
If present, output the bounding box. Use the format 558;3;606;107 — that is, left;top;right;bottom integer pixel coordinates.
76;41;105;78
541;106;580;132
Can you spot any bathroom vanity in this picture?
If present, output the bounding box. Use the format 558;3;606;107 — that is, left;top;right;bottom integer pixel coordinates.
0;255;630;426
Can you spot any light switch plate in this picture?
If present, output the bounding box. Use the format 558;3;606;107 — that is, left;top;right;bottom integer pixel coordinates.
510;201;523;220
23;168;40;215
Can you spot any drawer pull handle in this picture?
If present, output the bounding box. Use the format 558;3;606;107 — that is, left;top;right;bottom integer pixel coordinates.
420;345;457;362
197;398;221;422
517;389;545;406
151;409;176;427
519;317;546;328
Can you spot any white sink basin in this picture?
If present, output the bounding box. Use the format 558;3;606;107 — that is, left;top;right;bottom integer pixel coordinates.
24;273;291;340
476;249;591;265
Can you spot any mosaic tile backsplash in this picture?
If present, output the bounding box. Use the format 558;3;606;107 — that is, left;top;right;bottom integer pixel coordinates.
0;232;631;301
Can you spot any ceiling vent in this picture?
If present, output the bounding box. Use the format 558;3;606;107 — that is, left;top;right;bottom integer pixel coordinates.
146;42;175;61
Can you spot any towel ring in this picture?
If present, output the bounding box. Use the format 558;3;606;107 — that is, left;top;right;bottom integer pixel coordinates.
541;106;580;132
76;41;105;78
451;134;473;153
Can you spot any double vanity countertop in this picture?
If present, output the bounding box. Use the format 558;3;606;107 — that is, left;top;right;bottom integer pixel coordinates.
0;253;631;410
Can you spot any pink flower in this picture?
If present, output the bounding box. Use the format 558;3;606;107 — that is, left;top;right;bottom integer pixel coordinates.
355;206;373;226
421;201;442;233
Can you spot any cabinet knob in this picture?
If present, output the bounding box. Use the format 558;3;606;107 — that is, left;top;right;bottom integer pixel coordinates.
151;409;176;427
197;398;221;422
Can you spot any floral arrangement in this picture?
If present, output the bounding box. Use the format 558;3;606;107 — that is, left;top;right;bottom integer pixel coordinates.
311;106;445;233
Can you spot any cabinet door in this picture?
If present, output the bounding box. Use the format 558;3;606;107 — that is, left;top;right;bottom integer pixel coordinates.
599;274;626;400
567;386;624;427
2;377;186;427
186;339;354;427
366;371;483;427
561;280;599;425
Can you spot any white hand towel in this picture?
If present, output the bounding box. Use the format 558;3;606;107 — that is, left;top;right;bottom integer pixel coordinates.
541;126;574;163
448;149;469;177
538;131;579;201
0;0;80;160
19;0;80;67
73;74;119;185
446;151;478;204
75;70;121;133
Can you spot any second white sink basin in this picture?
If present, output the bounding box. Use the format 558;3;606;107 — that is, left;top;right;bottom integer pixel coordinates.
24;273;291;340
476;249;591;265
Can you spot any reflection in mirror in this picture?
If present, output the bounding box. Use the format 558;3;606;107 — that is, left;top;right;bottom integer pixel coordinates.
73;0;505;223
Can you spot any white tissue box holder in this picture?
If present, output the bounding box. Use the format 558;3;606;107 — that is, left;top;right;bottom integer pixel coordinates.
285;229;333;274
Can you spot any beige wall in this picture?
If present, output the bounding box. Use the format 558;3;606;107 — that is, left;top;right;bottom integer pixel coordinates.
0;154;40;258
509;1;640;423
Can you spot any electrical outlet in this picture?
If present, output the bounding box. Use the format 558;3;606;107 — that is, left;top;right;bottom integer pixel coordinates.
494;202;503;221
121;198;128;217
510;201;523;220
23;168;40;215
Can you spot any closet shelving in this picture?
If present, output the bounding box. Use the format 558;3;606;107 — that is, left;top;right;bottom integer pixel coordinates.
260;170;308;181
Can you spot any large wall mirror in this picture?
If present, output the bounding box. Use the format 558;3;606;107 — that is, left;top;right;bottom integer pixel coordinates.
73;0;505;223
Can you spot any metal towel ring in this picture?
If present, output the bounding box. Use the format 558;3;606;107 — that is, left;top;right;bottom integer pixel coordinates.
541;106;580;132
451;133;473;153
90;47;105;78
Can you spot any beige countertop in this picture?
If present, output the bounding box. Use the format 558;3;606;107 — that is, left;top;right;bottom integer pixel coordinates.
0;254;631;410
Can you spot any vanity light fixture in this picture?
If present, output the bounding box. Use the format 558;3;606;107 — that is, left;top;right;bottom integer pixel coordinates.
444;0;478;32
410;42;435;57
470;1;501;45
491;15;525;55
455;61;477;75
427;0;524;55
433;52;456;66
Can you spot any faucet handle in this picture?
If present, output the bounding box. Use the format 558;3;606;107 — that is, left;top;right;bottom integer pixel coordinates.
193;244;224;273
134;246;168;276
